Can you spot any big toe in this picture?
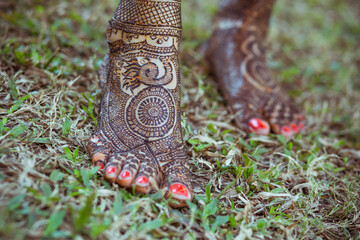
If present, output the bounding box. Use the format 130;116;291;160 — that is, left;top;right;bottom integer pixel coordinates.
165;182;193;208
248;118;270;136
169;183;192;205
162;162;193;208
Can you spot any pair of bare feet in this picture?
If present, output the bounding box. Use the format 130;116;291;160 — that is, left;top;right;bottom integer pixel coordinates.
87;0;304;207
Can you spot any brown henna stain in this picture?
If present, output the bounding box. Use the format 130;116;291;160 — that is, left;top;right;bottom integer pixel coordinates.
88;0;193;208
206;0;304;134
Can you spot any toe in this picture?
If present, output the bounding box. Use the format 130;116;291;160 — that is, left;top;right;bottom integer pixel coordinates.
169;183;192;201
88;131;114;173
248;118;270;136
91;152;107;173
290;123;299;133
281;125;294;138
116;153;140;188
296;114;306;131
134;160;158;194
262;99;305;137
162;162;193;208
165;181;193;208
117;169;136;188
105;164;120;183
279;114;305;137
95;161;105;170
104;153;125;183
134;175;151;194
91;152;106;165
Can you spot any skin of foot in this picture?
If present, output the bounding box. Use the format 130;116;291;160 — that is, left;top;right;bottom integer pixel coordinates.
88;0;193;208
206;0;304;137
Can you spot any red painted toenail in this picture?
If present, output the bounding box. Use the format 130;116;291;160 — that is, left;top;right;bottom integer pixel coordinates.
96;162;104;170
299;123;304;129
120;171;131;179
136;176;148;184
170;183;188;197
291;123;298;133
282;126;291;133
106;166;116;174
249;118;267;130
258;120;267;129
249;119;259;129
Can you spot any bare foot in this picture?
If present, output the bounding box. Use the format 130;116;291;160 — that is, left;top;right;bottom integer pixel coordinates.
206;0;304;138
88;0;193;208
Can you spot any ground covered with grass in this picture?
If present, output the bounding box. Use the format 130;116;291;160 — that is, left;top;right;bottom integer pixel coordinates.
1;0;359;239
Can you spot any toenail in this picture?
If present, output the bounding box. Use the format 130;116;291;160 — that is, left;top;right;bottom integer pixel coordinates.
282;126;291;133
170;183;188;197
249;118;267;130
291;123;298;132
120;170;131;179
106;166;116;174
136;176;148;185
299;123;304;129
96;162;105;170
249;119;259;129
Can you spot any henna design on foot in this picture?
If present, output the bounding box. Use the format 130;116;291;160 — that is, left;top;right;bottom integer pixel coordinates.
87;0;193;207
206;0;305;137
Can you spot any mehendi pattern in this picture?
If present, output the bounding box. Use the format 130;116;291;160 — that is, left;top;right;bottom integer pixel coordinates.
88;0;193;207
126;87;176;139
206;0;304;136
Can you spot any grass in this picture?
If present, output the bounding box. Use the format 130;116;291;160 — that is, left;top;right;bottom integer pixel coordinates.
1;0;360;239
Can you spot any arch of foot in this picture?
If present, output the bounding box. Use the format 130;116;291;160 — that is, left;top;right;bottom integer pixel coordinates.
88;0;193;207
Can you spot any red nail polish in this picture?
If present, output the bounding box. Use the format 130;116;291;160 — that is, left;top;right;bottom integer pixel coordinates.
170;183;188;197
299;123;304;129
282;126;291;133
97;162;104;170
291;123;298;133
258;119;267;129
249;118;267;130
120;170;131;179
249;119;260;129
137;176;148;184
106;166;116;174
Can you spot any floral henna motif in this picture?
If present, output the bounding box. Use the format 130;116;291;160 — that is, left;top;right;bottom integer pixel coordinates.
206;0;304;137
88;0;193;207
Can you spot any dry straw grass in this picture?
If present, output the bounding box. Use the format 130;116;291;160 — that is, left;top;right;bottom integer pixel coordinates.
1;0;359;239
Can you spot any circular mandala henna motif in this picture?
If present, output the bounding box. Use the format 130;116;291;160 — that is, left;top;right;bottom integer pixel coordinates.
126;87;175;138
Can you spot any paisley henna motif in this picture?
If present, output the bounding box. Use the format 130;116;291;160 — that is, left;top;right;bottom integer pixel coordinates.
122;57;175;92
88;0;193;207
240;35;279;93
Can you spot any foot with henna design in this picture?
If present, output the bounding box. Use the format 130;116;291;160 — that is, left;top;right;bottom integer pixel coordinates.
206;0;305;137
88;0;193;208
